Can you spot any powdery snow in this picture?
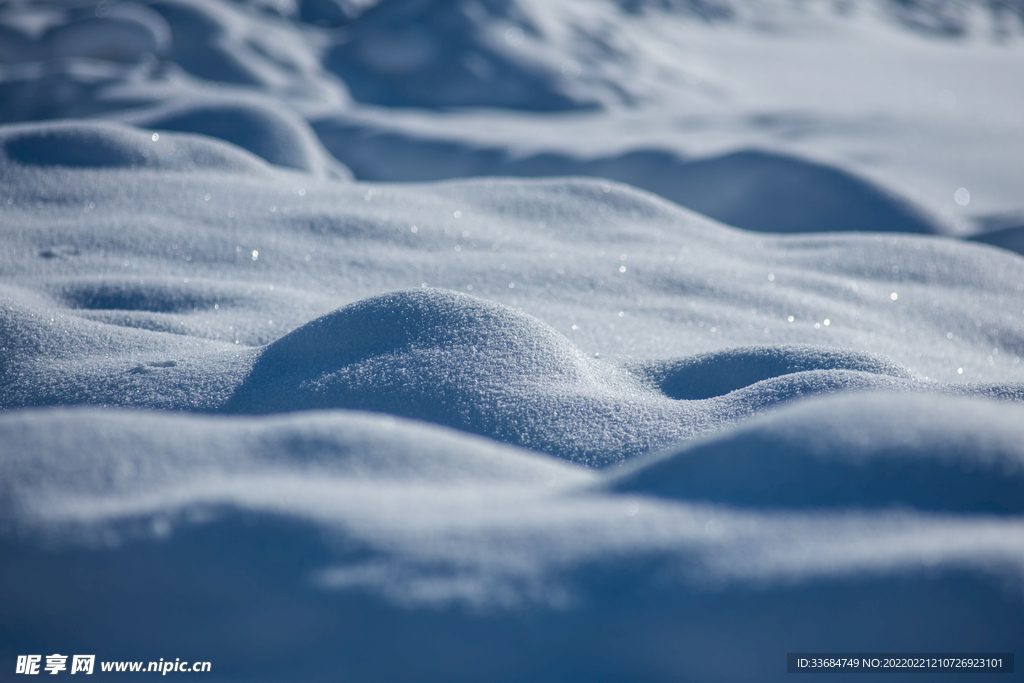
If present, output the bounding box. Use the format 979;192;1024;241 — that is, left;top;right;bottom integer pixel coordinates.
1;1;1024;680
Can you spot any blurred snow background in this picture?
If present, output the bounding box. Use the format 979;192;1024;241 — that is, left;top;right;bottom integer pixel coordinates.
2;0;1023;233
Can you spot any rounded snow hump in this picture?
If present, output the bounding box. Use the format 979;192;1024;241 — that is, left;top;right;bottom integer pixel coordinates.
0;120;273;173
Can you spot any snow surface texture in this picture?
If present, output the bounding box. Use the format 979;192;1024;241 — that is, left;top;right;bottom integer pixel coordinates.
2;1;1024;681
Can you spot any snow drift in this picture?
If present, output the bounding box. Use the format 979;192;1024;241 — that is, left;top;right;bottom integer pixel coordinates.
2;0;1024;681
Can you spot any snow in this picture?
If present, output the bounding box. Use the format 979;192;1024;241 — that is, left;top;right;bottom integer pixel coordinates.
1;0;1023;680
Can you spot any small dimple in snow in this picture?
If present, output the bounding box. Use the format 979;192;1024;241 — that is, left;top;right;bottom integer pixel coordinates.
128;360;177;374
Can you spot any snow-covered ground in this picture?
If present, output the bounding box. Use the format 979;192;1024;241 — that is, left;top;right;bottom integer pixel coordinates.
2;1;1023;680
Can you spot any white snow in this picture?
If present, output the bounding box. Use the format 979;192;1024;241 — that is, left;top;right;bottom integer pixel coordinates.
1;0;1023;680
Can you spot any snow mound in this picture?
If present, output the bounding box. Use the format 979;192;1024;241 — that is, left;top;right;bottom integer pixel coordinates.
610;392;1024;513
0;120;272;173
116;98;350;176
0;2;171;64
12;274;1020;467
0;0;347;122
146;0;334;92
322;0;629;110
217;288;1022;466
647;149;941;234
314;119;943;232
0;408;589;507
2;403;1023;682
631;344;914;400
225;288;669;464
0;282;248;412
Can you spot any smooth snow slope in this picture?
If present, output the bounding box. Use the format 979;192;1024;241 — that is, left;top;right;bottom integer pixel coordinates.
2;1;1024;681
